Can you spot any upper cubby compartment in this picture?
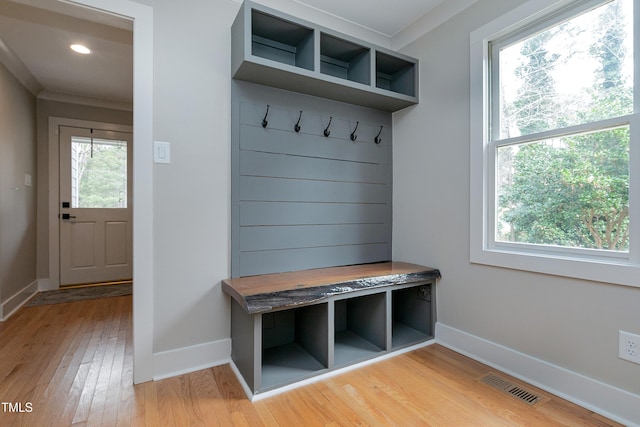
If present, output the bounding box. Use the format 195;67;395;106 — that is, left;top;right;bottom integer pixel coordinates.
231;1;418;112
376;51;416;97
320;33;370;86
251;9;314;71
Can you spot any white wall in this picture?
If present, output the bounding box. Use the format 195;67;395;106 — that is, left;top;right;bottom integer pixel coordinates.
393;0;640;403
0;61;37;312
141;0;237;355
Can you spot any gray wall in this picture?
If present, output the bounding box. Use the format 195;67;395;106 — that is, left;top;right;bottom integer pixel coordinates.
0;61;37;307
393;0;640;396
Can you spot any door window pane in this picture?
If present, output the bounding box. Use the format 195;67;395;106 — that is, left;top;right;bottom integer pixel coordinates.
71;137;128;208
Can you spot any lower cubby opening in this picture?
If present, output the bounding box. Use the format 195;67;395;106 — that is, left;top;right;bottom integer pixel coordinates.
261;303;328;389
392;285;432;349
333;293;386;367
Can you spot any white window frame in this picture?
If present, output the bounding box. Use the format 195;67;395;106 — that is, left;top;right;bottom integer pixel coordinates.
470;0;640;288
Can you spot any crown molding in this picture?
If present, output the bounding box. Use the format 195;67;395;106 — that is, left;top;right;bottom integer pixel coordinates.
38;90;133;112
391;0;479;50
0;35;43;96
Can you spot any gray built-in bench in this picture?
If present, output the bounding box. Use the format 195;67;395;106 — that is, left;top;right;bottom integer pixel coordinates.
222;262;440;399
227;1;434;400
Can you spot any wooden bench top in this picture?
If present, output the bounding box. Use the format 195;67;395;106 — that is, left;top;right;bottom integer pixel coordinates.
222;262;440;314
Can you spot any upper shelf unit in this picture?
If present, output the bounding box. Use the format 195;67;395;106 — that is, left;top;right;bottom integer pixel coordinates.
231;1;419;112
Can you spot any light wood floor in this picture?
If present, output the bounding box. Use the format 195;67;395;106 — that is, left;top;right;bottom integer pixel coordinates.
0;295;622;427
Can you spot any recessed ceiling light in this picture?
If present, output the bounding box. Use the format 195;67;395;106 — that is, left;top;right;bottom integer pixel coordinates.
70;44;91;54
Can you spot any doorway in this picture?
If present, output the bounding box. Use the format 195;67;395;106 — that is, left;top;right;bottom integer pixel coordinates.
40;0;154;384
0;0;153;384
58;125;133;286
67;0;154;384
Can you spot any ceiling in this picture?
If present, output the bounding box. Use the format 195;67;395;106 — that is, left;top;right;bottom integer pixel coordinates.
0;0;450;109
294;0;445;37
0;0;133;108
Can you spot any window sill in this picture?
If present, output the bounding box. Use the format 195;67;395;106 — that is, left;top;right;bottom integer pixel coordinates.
470;246;640;289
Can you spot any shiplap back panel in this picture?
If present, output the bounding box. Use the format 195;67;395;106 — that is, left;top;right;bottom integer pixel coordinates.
232;81;392;277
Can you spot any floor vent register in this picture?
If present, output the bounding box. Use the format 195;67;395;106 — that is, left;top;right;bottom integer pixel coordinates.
478;372;547;407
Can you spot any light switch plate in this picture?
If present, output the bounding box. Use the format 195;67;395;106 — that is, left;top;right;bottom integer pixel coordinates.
154;141;171;164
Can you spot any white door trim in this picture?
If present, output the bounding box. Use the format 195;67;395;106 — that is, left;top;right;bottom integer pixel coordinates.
59;0;154;384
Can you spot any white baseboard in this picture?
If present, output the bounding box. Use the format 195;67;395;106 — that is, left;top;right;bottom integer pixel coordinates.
152;338;231;381
436;322;640;427
1;280;38;321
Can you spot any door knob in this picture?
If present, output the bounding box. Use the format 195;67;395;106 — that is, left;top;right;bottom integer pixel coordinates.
61;213;76;220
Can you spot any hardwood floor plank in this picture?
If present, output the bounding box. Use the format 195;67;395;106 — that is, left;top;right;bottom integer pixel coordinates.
256;393;309;427
212;366;266;427
85;337;118;427
156;375;204;426
71;347;106;423
114;299;134;423
34;310;94;425
73;300;123;425
140;381;160;427
35;303;85;387
90;299;128;427
295;384;364;426
405;353;533;425
344;363;481;426
115;317;134;427
252;401;281;427
312;381;374;426
59;362;92;426
0;304;48;371
0;295;626;427
190;369;237;427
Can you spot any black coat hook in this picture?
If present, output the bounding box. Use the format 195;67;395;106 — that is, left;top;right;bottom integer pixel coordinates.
294;111;302;133
350;121;359;142
375;126;383;144
323;117;332;137
262;105;270;128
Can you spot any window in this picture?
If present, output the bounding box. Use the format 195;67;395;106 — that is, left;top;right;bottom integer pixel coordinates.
71;137;128;209
470;0;639;287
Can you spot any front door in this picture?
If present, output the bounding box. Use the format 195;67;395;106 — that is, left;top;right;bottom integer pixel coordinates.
59;126;133;286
